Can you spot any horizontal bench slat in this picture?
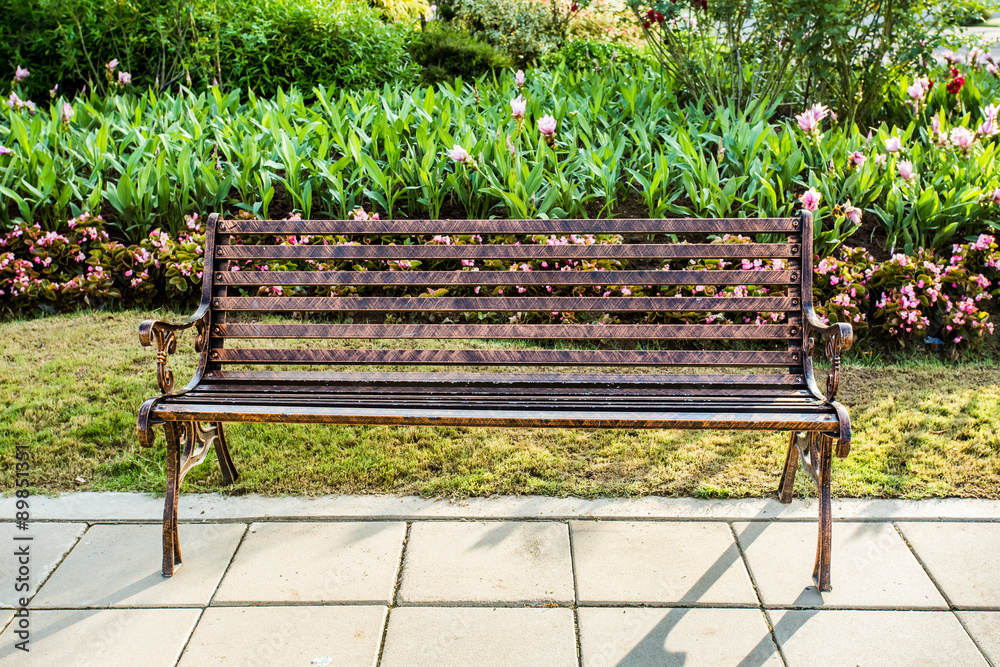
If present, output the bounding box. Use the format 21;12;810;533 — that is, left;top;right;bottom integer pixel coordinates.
219;217;802;235
202;370;808;385
213;269;800;287
153;403;838;430
210;348;801;366
215;323;797;340
213;296;798;312
215;243;801;260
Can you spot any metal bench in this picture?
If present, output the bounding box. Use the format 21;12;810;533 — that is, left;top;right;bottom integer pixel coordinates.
137;212;852;589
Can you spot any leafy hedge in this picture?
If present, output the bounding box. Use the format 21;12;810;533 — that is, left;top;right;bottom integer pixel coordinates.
0;0;418;98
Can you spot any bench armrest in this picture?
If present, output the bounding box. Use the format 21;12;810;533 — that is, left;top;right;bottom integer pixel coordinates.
138;304;210;395
804;306;852;402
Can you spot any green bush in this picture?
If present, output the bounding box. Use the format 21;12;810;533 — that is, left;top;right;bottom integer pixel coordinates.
539;40;654;71
0;0;418;98
409;25;512;83
442;0;564;65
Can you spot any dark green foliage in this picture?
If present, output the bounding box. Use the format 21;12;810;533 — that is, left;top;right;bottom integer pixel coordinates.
0;0;418;98
409;25;512;83
540;40;654;72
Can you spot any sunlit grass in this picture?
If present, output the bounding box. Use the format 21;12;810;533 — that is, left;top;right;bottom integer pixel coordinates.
1;309;998;499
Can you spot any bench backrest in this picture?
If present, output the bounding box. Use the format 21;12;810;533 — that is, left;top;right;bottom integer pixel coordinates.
193;214;816;391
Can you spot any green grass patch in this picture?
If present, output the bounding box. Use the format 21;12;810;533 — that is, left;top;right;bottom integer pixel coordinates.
2;309;999;499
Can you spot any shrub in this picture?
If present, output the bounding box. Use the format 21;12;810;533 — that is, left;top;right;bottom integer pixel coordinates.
444;0;564;64
409;25;512;83
539;40;654;71
0;0;418;98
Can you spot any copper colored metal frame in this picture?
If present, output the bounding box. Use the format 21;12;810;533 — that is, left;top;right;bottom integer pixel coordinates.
137;212;851;588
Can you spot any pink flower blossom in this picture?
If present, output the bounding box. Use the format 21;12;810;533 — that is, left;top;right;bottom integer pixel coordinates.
537;115;557;137
874;153;887;167
515;70;525;87
0;145;11;156
885;136;903;153
950;126;976;151
799;187;821;211
61;102;74;124
106;59;119;72
991;188;1000;205
14;66;29;82
795;109;819;133
850;151;866;167
898;160;916;180
448;144;470;163
510;94;526;120
844;201;862;224
118;71;131;86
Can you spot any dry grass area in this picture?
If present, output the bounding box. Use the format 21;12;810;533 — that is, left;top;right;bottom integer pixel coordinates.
1;310;998;499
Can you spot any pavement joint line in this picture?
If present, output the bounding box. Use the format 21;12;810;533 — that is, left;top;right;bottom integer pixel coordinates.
567;520;583;667
17;603;995;611
8;516;1000;524
728;522;789;667
376;520;410;667
206;522;250;608
173;607;205;667
890;522;996;667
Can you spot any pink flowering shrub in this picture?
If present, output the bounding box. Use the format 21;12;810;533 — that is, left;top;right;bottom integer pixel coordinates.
869;234;1000;347
812;247;875;337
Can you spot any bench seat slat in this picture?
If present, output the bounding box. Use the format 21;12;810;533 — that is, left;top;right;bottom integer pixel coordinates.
201;370;807;385
210;348;801;366
216;323;796;340
152;403;838;431
214;269;800;287
214;296;798;313
215;243;801;261
219;217;801;235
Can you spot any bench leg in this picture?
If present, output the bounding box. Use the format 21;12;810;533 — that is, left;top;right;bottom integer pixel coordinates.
162;422;183;577
812;433;833;592
777;431;802;503
213;422;239;486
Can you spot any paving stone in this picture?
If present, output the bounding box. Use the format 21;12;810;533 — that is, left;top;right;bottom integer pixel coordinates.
897;522;1000;608
214;522;405;603
958;612;1000;664
0;612;11;631
397;521;573;604
179;606;386;666
0;608;200;666
380;606;576;667
578;607;781;666
31;523;244;608
571;521;757;605
0;522;86;606
734;521;945;607
768;610;987;666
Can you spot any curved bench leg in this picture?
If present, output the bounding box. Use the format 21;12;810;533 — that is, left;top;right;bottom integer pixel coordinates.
213;422;239;486
812;433;833;592
162;422;183;577
777;431;802;503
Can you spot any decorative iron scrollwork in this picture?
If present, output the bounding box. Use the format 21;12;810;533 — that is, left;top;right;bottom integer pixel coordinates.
825;328;842;402
177;421;218;484
153;328;178;394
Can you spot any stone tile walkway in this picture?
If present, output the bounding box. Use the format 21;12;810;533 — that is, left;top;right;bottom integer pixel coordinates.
1;494;998;666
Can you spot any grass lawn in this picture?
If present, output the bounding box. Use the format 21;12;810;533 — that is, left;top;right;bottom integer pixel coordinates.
2;309;999;499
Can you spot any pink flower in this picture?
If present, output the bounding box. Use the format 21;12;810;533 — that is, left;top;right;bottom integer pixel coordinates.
907;81;925;100
61;102;74;124
14;66;29;82
0;145;11;156
537;115;557;137
989;63;998;75
795;109;819;133
885;136;903;153
799;187;821;211
978;104;1000;137
811;103;830;121
118;71;131;86
898;160;916;180
448;144;469;163
844;201;862;224
874;153;887;167
515;70;525;87
106;59;118;72
510;94;526;120
950;126;976;151
850;151;866;167
991;188;1000;205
